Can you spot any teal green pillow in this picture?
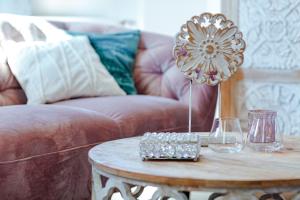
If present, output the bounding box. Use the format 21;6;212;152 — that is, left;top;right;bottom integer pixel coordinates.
68;30;140;95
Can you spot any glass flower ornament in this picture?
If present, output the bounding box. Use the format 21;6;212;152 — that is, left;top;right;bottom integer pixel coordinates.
174;13;246;85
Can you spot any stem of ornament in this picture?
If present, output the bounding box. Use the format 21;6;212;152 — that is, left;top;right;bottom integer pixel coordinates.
188;80;192;133
217;84;224;141
217;83;221;119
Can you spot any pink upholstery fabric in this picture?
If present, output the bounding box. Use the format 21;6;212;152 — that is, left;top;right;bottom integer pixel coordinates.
0;105;120;199
0;148;91;200
55;95;206;137
0;62;27;105
0;105;120;162
134;32;217;127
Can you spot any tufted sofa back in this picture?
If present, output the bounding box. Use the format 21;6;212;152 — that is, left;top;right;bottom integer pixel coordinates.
0;17;217;130
48;19;217;130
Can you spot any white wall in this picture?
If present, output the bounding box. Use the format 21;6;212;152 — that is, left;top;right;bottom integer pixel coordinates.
142;0;221;35
30;0;221;35
0;0;31;14
31;0;139;25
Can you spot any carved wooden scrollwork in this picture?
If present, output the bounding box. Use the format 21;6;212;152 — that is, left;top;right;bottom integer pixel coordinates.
240;0;300;70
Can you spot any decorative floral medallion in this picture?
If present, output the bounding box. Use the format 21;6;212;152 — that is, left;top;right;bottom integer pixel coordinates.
174;13;246;85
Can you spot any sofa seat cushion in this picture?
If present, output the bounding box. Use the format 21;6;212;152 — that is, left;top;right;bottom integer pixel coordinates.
0;105;120;163
55;95;203;138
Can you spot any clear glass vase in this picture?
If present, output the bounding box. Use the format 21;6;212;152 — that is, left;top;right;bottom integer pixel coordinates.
247;110;283;152
208;118;244;153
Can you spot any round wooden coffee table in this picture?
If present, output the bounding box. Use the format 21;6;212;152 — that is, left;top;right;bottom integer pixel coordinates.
89;136;300;200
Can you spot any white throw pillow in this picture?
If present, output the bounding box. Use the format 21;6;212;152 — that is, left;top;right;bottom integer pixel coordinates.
2;36;126;104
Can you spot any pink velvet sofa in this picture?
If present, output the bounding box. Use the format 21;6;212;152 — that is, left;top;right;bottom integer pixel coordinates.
0;18;217;200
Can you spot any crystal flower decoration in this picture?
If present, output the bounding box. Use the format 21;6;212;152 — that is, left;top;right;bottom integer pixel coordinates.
174;13;246;86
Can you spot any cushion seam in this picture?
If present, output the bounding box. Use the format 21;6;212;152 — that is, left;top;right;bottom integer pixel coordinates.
0;141;101;165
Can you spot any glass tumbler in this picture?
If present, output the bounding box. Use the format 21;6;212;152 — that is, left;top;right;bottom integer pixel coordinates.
208;118;244;153
247;110;283;152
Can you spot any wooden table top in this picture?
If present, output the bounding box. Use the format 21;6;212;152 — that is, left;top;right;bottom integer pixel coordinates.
89;136;300;189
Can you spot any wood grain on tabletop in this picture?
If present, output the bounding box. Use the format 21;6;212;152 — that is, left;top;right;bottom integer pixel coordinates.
89;136;300;189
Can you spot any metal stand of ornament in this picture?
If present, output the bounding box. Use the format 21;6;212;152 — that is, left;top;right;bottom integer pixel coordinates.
174;13;246;132
188;80;192;133
174;12;246;200
139;12;246;162
217;84;222;119
188;81;223;133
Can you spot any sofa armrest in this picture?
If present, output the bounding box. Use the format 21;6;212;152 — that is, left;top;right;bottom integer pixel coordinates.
134;31;217;131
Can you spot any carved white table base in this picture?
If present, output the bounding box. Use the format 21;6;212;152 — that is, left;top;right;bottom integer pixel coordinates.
91;167;300;200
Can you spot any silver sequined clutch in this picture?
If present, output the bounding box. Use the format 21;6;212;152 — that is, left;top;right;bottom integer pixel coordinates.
139;132;201;161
